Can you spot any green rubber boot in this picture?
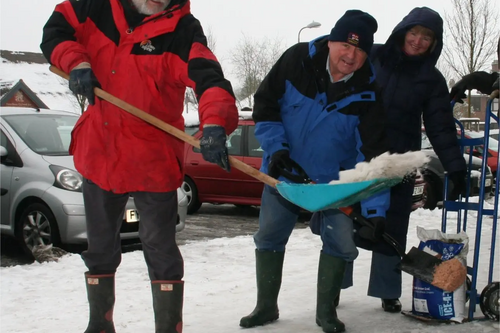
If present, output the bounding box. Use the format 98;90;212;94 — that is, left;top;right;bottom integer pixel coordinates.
151;280;184;333
83;273;116;333
240;250;285;328
316;252;347;333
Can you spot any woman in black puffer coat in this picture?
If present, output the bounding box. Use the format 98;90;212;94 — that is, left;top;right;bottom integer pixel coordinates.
342;7;467;313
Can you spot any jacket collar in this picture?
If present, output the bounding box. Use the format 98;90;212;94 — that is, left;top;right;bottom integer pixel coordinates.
113;0;190;40
305;36;376;90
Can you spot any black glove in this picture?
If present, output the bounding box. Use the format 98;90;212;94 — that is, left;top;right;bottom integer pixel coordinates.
200;125;230;172
448;170;467;201
450;72;497;103
69;68;101;105
493;75;499;92
358;216;386;243
268;149;311;183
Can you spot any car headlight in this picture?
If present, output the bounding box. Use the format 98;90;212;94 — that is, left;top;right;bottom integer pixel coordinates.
49;165;83;192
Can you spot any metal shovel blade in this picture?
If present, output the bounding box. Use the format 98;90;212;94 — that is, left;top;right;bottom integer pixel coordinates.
275;178;402;212
399;247;442;285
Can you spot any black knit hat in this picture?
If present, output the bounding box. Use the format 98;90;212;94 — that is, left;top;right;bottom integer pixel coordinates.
328;10;378;54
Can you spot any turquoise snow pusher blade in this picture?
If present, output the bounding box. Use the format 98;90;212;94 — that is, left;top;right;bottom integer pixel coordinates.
275;178;402;212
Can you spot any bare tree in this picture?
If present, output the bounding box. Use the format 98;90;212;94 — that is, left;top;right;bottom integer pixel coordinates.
452;102;471;119
204;26;217;53
56;76;87;114
184;88;198;114
435;60;473;119
72;93;88;114
436;58;454;86
442;0;499;116
184;26;218;114
230;34;285;107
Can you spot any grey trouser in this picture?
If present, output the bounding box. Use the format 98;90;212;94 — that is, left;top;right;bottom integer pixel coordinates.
81;178;183;280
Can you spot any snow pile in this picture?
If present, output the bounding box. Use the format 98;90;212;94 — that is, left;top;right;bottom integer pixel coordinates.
1;200;498;333
331;151;430;184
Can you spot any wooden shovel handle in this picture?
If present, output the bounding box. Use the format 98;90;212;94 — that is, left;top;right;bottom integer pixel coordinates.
50;66;279;188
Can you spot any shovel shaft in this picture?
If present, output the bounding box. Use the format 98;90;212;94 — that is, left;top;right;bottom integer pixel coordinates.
49;66;279;188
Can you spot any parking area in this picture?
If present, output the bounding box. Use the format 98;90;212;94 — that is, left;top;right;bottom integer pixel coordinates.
1;204;311;267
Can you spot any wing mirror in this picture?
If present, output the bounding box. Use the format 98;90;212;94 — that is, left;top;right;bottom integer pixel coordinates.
0;146;7;157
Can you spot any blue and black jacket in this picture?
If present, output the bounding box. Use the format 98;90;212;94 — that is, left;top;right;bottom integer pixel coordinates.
371;7;465;173
253;36;390;218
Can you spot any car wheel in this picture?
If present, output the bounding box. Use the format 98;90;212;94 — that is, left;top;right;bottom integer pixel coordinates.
182;177;202;214
16;203;61;255
422;174;439;210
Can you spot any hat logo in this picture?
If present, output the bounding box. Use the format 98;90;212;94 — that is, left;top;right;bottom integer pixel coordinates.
140;40;155;52
347;33;360;46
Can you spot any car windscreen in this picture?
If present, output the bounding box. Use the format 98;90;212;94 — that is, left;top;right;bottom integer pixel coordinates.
3;114;78;155
466;131;499;152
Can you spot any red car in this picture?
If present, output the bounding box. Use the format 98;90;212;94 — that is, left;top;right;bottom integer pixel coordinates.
183;118;264;214
458;130;498;178
182;116;425;214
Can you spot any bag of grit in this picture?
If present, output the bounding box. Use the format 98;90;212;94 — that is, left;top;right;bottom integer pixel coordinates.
411;226;468;323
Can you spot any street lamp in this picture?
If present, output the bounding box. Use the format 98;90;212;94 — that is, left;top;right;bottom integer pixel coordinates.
298;21;322;42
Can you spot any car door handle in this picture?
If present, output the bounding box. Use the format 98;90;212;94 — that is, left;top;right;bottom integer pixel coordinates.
190;161;199;166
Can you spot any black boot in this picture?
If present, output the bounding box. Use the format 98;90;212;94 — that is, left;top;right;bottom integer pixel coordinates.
316;252;346;333
382;299;401;313
151;281;184;333
240;250;285;328
83;273;116;333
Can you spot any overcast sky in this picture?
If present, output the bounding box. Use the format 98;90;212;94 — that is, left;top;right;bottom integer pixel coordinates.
1;0;454;52
1;0;456;85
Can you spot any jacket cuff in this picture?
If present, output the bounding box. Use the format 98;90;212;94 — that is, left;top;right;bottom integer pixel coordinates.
360;189;390;218
267;141;289;156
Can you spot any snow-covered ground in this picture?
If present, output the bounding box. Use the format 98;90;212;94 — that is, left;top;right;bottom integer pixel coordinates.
1;199;499;333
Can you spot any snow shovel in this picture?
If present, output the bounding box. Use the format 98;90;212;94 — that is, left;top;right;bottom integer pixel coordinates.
339;206;466;292
49;66;400;212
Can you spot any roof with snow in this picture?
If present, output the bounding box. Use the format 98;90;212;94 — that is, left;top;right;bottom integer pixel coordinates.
0;50;80;114
0;79;48;108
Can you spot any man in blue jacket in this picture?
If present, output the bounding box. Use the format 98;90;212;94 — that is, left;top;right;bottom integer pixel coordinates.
240;10;390;333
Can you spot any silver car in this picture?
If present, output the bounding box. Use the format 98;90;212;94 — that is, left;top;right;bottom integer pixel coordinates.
0;107;187;254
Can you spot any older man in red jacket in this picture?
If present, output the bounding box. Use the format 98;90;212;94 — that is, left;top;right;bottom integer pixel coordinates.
41;0;238;332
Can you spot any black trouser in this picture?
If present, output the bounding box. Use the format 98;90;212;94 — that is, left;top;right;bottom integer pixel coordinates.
81;179;183;280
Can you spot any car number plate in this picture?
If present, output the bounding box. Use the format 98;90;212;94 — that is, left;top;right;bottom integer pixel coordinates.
126;209;140;223
413;185;424;196
485;178;492;187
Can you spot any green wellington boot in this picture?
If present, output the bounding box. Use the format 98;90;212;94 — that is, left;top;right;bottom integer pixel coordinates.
240;250;285;328
316;252;347;333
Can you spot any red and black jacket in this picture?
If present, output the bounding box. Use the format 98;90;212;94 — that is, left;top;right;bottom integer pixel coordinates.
41;0;238;193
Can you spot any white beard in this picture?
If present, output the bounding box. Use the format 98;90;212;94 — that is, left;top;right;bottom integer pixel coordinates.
131;0;171;15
